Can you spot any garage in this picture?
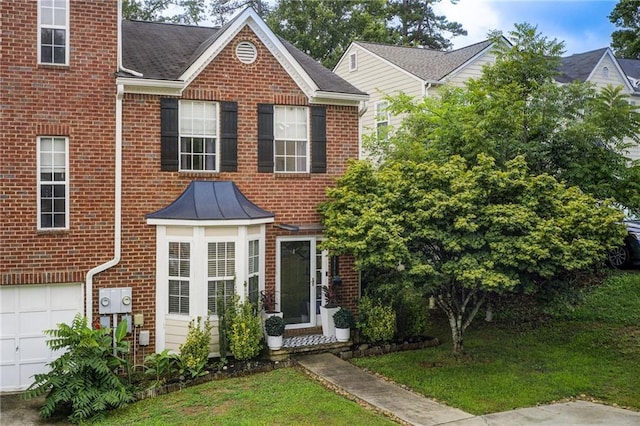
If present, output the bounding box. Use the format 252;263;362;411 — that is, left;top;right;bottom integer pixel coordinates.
0;284;83;392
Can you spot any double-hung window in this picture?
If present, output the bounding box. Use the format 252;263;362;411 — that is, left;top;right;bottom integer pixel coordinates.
375;101;389;140
39;0;69;65
38;136;68;230
247;240;260;306
168;242;191;315
274;106;308;172
179;101;218;172
207;242;236;315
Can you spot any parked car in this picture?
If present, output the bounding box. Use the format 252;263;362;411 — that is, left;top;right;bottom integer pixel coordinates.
607;220;640;268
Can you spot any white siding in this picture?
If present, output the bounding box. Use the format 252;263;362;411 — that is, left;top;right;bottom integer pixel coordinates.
585;55;640;161
164;316;220;355
447;51;497;87
588;55;630;89
335;45;424;150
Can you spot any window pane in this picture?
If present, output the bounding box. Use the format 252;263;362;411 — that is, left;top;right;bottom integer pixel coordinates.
53;184;65;197
53;198;65;213
41;198;52;213
40;185;53;198
54;47;65;64
53;29;65;45
53;8;66;26
41;46;52;63
53;213;65;228
297;157;306;171
41;214;52;228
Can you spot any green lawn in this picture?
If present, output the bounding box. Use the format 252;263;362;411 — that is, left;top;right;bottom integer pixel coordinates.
97;367;396;425
352;271;640;415
98;272;640;423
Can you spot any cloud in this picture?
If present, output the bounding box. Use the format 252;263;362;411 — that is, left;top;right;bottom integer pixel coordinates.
434;0;615;54
434;0;505;47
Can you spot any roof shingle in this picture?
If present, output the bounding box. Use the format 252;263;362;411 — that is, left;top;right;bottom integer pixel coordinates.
120;19;365;96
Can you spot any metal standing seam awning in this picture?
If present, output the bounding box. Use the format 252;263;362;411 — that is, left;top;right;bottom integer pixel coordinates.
146;180;275;224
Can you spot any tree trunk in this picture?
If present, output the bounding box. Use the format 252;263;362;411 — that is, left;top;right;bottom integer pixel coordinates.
446;312;465;354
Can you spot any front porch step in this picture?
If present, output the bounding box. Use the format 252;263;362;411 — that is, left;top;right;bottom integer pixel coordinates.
267;334;351;361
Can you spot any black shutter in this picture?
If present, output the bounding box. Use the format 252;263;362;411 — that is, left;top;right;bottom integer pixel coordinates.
220;101;238;172
311;106;327;173
257;103;274;173
160;98;179;171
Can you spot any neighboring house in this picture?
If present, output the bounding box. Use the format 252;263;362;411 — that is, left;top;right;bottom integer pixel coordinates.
333;39;503;157
1;1;366;392
558;47;640;161
335;40;640;162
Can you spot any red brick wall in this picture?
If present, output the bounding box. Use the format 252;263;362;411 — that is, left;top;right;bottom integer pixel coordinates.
1;1;118;284
2;10;361;348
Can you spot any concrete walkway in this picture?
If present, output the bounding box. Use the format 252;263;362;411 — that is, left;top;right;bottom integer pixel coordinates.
296;353;640;426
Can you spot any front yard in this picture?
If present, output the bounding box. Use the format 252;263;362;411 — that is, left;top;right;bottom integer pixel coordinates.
96;367;396;425
75;272;640;423
352;271;640;415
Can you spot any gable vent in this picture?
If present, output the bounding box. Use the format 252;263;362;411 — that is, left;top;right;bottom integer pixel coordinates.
236;41;257;64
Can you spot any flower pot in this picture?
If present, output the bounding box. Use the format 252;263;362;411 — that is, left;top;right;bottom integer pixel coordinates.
261;311;283;336
267;334;283;350
320;305;339;337
335;327;350;342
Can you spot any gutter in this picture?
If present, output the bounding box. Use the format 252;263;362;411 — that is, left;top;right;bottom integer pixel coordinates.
85;2;133;324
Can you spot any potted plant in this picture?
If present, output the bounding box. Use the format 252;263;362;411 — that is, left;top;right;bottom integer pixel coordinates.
260;289;280;315
333;307;353;342
260;289;283;335
264;315;285;350
320;284;340;337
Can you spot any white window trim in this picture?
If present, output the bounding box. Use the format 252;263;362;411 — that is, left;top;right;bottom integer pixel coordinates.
37;136;69;230
375;100;390;139
178;100;220;173
274;105;310;173
167;239;192;316
349;52;357;72
37;0;70;66
155;224;266;352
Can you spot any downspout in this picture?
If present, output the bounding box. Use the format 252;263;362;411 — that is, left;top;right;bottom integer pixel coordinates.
357;101;368;159
85;84;123;325
85;1;139;324
423;82;432;98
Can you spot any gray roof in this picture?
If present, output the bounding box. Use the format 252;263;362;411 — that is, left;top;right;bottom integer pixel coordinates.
120;20;365;96
556;48;608;84
146;181;274;221
355;39;494;81
618;58;640;81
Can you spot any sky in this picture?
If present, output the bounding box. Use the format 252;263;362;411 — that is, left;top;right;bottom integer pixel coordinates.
432;0;619;56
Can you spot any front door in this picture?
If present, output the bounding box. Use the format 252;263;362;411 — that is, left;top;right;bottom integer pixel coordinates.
277;238;327;329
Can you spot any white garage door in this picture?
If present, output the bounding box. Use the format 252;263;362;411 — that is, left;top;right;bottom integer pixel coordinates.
0;284;83;392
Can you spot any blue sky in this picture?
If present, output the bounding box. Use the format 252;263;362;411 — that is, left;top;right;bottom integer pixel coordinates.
433;0;618;56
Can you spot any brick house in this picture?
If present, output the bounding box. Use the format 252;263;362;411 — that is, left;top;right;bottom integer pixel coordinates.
1;1;366;392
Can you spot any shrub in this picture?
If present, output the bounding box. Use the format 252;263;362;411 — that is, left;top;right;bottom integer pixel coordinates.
24;314;134;423
178;316;213;379
144;349;179;387
333;308;354;329
394;287;430;340
264;315;285;336
229;298;263;360
356;296;396;343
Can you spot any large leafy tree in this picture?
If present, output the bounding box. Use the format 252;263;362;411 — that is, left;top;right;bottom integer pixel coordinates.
122;0;174;21
391;0;467;49
368;23;640;213
267;0;394;69
609;0;640;59
320;156;625;353
122;0;269;25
